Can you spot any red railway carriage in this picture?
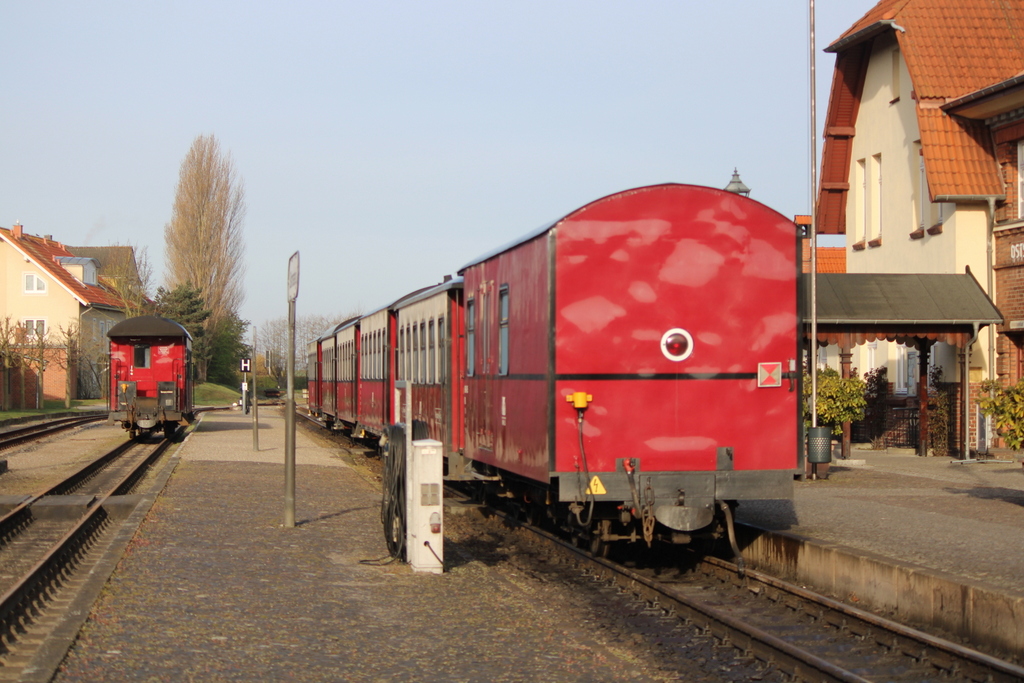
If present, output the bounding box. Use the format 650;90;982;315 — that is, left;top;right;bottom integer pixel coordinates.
393;277;465;461
107;315;194;438
330;319;360;428
354;306;391;438
306;338;322;416
458;184;799;545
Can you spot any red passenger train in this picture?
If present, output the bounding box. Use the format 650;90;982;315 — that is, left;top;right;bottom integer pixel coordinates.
108;315;195;438
308;184;800;550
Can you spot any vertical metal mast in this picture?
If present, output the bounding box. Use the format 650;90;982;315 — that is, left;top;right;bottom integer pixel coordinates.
809;0;819;427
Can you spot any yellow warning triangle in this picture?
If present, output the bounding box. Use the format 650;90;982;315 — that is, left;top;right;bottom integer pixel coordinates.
585;476;607;495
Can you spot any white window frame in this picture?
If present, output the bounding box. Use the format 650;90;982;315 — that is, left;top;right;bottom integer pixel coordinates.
919;151;927;230
23;272;46;294
23;318;46;338
856;158;867;243
873;153;882;239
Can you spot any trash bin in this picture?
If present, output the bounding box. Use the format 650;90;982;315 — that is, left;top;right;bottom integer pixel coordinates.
807;426;832;464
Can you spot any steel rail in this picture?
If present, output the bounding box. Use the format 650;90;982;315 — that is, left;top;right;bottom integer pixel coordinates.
461;489;1024;683
517;520;871;683
700;554;1024;682
0;433;176;661
0;439;138;552
0;415;105;451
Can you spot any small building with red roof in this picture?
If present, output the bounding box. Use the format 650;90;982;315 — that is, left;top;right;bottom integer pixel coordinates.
0;223;131;405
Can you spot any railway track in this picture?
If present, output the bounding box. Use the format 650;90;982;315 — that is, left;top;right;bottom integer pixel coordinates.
298;411;1024;681
0;416;106;453
462;498;1024;683
0;429;178;680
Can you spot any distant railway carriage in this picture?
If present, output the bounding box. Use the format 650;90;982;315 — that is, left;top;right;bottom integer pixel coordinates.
309;184;800;551
306;338;321;416
108;315;194;438
392;277;464;459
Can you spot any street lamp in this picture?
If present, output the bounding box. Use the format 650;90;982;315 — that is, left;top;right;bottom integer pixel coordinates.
724;168;751;197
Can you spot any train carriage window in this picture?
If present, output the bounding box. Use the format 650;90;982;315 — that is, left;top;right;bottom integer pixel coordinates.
499;285;509;376
428;319;436;384
375;330;381;380
397;328;404;381
134;345;151;369
481;288;490;374
409;325;417;385
439;316;446;383
420;322;427;384
466;299;475;377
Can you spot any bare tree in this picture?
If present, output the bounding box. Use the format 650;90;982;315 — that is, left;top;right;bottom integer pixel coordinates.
0;317;23;411
51;323;82;408
98;244;153;317
164;134;246;381
257;313;352;386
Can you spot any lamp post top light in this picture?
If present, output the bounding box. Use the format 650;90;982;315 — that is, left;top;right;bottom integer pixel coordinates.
724;168;751;197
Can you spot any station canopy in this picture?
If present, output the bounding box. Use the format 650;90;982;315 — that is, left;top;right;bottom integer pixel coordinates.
802;272;1002;347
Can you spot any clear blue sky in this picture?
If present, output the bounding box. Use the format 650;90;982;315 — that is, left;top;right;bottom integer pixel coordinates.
1;1;873;328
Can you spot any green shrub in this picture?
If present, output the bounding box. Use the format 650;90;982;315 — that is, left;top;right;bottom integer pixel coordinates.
804;367;867;436
978;379;1024;451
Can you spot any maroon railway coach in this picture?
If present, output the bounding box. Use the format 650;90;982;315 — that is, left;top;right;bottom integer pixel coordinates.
309;183;800;551
456;183;799;548
392;277;465;460
108;315;194;438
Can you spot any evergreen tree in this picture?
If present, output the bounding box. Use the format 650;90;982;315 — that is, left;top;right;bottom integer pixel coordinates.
207;311;249;386
153;284;212;379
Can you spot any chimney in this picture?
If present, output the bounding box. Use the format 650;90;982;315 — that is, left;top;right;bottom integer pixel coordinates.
12;222;23;239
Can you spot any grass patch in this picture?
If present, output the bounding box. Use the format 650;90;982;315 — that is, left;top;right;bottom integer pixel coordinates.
194;383;241;406
0;399;106;423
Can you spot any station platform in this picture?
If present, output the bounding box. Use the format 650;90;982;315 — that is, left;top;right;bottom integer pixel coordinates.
737;446;1024;598
51;409;675;683
49;410;1024;680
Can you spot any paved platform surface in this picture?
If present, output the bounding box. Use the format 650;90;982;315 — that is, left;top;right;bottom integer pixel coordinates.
738;447;1024;597
52;410;681;683
50;410;1024;680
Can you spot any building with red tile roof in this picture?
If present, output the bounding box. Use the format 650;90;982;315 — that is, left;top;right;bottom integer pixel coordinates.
0;223;133;405
814;0;1024;454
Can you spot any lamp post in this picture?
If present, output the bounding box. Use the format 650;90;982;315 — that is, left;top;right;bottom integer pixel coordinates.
724;169;751;197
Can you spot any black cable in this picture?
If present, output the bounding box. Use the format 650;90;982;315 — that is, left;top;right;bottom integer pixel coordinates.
574;409;595;527
380;423;407;561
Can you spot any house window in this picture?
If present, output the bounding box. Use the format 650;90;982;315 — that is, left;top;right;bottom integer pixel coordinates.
918;151;927;230
23;273;46;294
891;48;901;102
498;285;509;376
23;319;46;339
870;153;882;242
895;345;918;396
856;158;867;244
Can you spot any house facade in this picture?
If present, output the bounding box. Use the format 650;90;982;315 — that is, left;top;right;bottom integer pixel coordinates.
816;0;1024;453
0;223;128;405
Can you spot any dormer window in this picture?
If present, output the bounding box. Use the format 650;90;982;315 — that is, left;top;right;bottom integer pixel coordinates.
23;273;46;294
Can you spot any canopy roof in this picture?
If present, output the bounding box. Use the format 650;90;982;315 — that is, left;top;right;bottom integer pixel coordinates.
802;272;1001;347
